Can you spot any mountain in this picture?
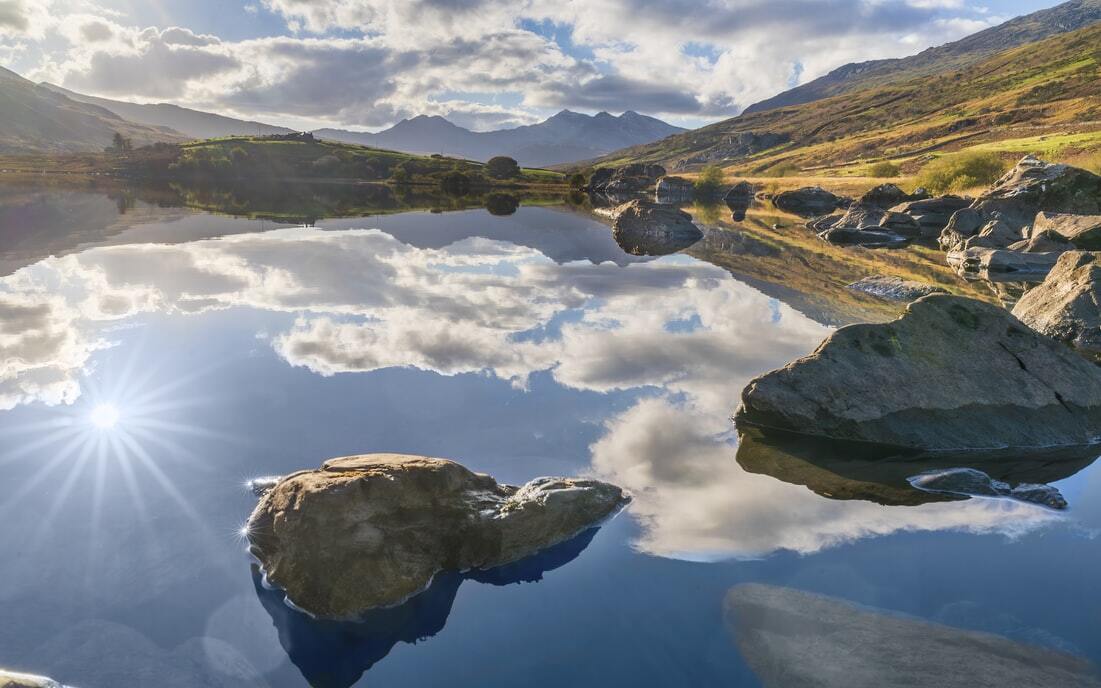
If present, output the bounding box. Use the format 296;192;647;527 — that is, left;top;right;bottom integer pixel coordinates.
315;110;684;167
41;83;295;140
589;14;1101;173
0;67;182;154
744;0;1101;114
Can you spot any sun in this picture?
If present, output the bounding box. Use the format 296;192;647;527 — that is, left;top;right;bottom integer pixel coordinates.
89;403;121;429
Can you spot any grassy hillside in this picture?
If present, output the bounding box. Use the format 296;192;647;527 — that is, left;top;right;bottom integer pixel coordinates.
744;0;1101;114
0;68;183;154
590;21;1101;177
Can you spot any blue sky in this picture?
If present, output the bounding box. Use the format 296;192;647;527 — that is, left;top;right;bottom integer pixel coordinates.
0;0;1070;131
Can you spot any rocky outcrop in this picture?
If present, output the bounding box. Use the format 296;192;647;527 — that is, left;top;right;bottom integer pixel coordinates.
1008;230;1072;254
655;176;694;204
773;187;843;217
968;155;1101;233
612;199;703;255
847;275;947;302
672;131;789;169
724;181;755;221
246;454;627;619
947;246;1062;277
940;207;986;251
0;671;66;688
725;584;1101;688
963;219;1023;250
735;294;1101;450
590;163;667;196
859;183;913;208
890;195;971;238
1012;251;1101;358
1032;212;1101;249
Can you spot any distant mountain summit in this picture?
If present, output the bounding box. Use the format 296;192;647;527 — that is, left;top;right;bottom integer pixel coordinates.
0;68;181;154
745;0;1101;114
41;84;294;139
315;110;684;167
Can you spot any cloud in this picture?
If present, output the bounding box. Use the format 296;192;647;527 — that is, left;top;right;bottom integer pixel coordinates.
0;0;28;32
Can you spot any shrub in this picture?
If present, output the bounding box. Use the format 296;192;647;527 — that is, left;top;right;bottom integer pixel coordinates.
693;165;725;198
868;161;901;177
568;172;587;189
917;152;1008;193
763;161;800;177
486;156;521;179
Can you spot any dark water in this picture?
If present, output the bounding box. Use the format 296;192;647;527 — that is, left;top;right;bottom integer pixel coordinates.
1;183;1099;687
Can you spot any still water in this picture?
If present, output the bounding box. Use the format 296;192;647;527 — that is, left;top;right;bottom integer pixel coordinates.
1;183;1099;687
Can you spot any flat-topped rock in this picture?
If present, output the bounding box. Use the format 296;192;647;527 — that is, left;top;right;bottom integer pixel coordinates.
735;295;1101;450
612;199;702;255
1013;251;1101;358
1032;212;1101;249
246;454;627;619
773;187;843;217
0;671;66;688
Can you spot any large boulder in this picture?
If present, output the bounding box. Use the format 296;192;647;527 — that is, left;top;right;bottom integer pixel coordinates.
859;183;912;208
1012;251;1101;358
890;195;971;238
963;219;1023;250
1032;212;1101;250
246;454;627;619
939;207;986;251
655;176;694;204
773;187;843;217
725;584;1101;688
612;199;702;255
735;295;1101;450
592;163;667;195
1008;229;1072;254
947;247;1061;277
724;181;755;221
0;671;66;688
969;155;1101;233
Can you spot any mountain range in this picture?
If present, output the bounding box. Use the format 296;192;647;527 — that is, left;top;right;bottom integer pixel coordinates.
315;110;684;167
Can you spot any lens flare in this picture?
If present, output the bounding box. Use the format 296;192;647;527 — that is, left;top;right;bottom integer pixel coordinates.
89;403;121;429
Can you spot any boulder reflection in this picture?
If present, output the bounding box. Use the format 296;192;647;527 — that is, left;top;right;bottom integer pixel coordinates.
253;527;599;688
736;427;1099;507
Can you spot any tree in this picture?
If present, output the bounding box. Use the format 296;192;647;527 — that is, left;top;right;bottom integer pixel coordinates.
109;132;132;153
568;172;587;189
486;156;521;179
693;165;725;199
390;163;410;183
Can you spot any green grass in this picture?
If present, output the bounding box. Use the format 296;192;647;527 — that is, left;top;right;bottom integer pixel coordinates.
916;151;1008;193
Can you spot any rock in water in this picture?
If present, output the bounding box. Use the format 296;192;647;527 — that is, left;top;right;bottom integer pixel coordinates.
735;294;1101;450
724;181;754;221
773;187;843;217
847;276;946;303
611;199;702;255
655;176;694;204
246;454;627;619
1012;251;1101;358
0;671;66;688
908;467;1068;509
725;584;1101;688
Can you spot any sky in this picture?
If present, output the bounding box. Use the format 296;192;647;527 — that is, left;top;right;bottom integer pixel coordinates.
0;0;1067;131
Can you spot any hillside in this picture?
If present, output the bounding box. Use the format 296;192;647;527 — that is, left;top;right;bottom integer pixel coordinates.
316;110;684;167
0;67;183;154
744;0;1101;115
41;83;294;139
588;20;1101;175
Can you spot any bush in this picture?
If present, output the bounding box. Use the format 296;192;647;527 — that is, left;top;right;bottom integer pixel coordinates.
868;161;900;177
763;161;800;177
568;172;587;189
486;156;521;179
693;165;725;198
917;152;1008;193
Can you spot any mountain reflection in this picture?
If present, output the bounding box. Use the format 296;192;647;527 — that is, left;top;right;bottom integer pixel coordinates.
735;427;1099;508
253;528;598;688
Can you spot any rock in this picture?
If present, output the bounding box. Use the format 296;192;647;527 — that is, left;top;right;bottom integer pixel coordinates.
654;176;694;204
911;186;931;199
587;167;615;190
589;163;666;195
940;207;986;250
847;275;947;302
878;211;922;237
1008;229;1072;254
859;183;911;208
724;181;755;221
246;454;627;619
833;205;887;230
735;294;1101;450
963;219;1022;250
1012;251;1101;357
1032;211;1101;249
817;226;909;248
612;199;703;256
725;584;1101;688
773;187;843;217
908;467;1067;509
969;155;1101;234
246;476;281;497
891;195;971;237
0;671;66;688
947;246;1061;276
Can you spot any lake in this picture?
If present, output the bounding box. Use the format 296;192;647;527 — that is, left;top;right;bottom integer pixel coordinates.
1;182;1099;687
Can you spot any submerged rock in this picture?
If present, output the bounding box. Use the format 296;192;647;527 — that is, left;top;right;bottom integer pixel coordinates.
735;294;1101;450
1012;251;1101;357
908;467;1067;509
773;187;843;217
725;584;1101;688
612;199;702;255
847;276;946;302
0;671;67;688
246;454;627;619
